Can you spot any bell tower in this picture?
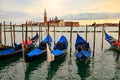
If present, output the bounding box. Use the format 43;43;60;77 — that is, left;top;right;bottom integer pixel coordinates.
44;9;47;25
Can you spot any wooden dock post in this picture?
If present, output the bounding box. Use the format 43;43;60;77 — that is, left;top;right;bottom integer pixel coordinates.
117;21;120;49
31;22;33;38
22;24;24;41
47;21;50;35
0;23;2;44
54;25;56;44
101;24;104;50
4;21;6;47
85;24;88;42
10;22;13;47
93;22;96;57
25;21;28;53
39;23;41;42
118;21;120;42
22;43;25;60
21;24;25;60
70;22;73;55
41;26;42;41
13;24;16;46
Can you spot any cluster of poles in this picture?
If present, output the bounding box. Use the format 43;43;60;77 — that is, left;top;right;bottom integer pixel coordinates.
0;21;120;57
0;22;16;48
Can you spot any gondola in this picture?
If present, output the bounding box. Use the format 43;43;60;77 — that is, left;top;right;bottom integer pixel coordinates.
0;44;10;50
75;34;91;63
25;34;52;62
104;31;120;50
0;33;39;60
46;35;68;62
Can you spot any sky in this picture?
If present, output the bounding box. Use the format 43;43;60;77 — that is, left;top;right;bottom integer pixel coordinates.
0;0;120;23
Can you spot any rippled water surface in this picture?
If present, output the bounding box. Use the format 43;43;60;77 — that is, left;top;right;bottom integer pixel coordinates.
0;26;120;80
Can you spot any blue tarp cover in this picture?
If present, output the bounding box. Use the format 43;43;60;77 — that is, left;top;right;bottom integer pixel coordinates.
54;35;68;49
28;49;43;57
58;36;67;43
75;34;86;45
77;50;91;59
43;34;52;43
105;33;111;40
0;48;16;55
52;49;63;56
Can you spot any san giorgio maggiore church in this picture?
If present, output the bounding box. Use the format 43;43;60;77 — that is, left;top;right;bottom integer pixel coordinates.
29;9;79;27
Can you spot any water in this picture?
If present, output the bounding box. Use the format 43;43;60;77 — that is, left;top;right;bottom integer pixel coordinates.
0;26;120;80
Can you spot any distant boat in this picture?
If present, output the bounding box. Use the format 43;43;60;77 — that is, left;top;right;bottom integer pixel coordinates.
0;33;39;60
46;35;68;62
104;31;120;51
25;34;52;62
75;34;91;63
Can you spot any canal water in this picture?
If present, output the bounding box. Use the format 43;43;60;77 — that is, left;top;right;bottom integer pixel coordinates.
0;26;120;80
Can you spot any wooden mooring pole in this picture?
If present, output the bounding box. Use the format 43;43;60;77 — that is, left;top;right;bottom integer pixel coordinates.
21;24;24;60
25;21;28;53
0;23;2;44
22;24;24;41
39;23;41;42
54;25;56;44
47;21;50;35
101;24;104;50
118;21;120;49
70;22;73;55
41;26;42;41
31;22;33;38
93;22;96;57
4;21;6;47
118;21;120;42
13;24;16;46
85;24;88;42
10;22;13;47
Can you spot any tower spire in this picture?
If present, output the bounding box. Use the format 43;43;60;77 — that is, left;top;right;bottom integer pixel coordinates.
44;9;47;26
44;9;47;16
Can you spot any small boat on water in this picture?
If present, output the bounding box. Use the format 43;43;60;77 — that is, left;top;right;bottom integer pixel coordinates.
104;31;120;50
0;33;39;60
75;34;91;63
25;34;52;62
46;35;68;62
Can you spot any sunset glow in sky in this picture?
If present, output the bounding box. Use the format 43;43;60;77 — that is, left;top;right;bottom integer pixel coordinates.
0;0;120;23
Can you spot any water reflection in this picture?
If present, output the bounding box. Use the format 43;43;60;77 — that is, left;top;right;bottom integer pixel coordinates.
46;55;66;80
0;55;20;71
25;58;46;80
114;51;120;80
106;47;120;80
76;58;91;80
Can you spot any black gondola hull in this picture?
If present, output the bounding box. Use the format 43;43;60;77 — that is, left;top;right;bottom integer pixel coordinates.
0;33;38;60
0;44;36;60
52;49;67;62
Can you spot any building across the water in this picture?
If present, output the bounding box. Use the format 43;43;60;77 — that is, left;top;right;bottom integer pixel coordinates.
64;22;80;27
32;9;80;27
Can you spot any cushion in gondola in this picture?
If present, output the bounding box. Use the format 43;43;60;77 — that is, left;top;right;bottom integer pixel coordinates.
39;41;46;50
15;43;22;50
56;42;66;50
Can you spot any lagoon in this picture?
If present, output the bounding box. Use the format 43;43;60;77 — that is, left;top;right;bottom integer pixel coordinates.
0;26;120;80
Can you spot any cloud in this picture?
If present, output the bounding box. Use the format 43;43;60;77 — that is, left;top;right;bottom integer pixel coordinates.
60;13;120;20
1;0;120;23
0;10;32;23
0;10;30;19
